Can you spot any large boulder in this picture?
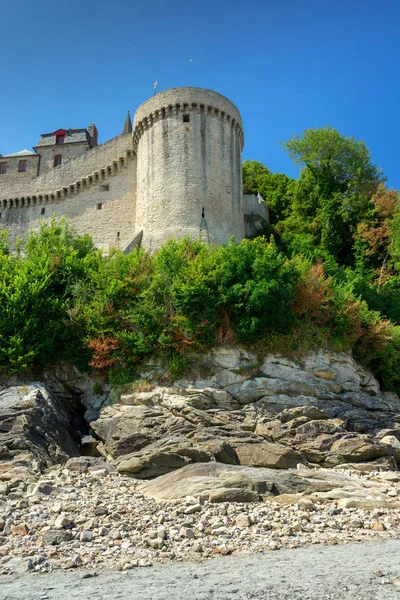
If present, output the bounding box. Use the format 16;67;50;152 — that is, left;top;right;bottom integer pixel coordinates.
114;437;239;478
140;461;391;503
0;384;79;479
329;435;391;462
235;442;308;469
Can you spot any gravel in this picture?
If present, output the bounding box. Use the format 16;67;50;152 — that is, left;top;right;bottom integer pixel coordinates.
3;539;400;599
2;465;400;575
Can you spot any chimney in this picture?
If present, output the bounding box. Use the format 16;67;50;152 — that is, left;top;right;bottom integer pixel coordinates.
88;123;98;148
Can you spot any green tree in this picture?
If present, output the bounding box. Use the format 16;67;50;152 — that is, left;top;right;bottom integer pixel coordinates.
284;126;383;197
242;160;294;223
282;126;385;264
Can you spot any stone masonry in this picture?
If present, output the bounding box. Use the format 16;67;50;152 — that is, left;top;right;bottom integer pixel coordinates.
0;87;268;252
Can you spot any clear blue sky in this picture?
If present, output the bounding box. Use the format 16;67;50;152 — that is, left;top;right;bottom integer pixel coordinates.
1;0;399;187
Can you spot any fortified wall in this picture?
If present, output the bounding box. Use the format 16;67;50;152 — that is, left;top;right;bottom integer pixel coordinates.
0;87;268;251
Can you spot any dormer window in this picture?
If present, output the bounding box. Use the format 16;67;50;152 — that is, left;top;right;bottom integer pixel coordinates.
18;160;27;173
53;129;67;145
0;162;7;174
54;155;62;167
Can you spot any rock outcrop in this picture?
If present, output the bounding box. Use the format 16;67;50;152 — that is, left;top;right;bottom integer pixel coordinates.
90;349;400;478
0;384;79;480
140;461;393;505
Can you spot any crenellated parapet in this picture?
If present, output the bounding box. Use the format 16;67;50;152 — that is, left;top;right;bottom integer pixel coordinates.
132;87;244;152
132;87;244;251
1;148;135;211
0;86;247;253
133;103;244;152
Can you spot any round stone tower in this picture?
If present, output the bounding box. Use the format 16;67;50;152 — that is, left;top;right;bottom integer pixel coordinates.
132;87;244;251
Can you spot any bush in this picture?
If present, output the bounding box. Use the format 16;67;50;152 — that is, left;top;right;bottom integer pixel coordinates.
2;219;400;393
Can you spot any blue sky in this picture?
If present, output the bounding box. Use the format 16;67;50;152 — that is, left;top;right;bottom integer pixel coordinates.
1;0;399;187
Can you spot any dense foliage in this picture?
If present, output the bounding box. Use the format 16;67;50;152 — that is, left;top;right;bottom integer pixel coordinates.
2;125;400;391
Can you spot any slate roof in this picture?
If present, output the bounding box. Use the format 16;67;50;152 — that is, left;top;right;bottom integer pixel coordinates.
34;129;92;148
122;111;132;134
2;148;37;158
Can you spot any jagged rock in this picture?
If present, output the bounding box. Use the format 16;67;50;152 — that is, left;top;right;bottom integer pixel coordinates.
235;442;308;469
329;435;392;463
337;497;393;509
279;406;331;423
140;462;304;501
43;363;111;422
114;435;240;478
117;452;191;478
377;428;400;441
381;435;400;459
3;348;400;490
334;456;398;472
0;384;79;477
90;349;400;477
293;419;346;443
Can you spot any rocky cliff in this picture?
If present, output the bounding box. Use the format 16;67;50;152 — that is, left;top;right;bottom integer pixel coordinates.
91;348;400;478
2;348;400;573
2;349;400;485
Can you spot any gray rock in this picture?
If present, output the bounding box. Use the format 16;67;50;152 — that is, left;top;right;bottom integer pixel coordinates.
337;497;392;509
141;461;391;504
208;487;260;503
279;406;330;424
42;530;73;545
329;435;391;463
235;442;308;469
64;456;114;473
235;514;252;527
80;530;93;542
117;451;191;478
0;384;79;477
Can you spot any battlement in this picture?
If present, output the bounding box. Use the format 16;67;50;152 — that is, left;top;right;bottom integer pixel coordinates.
133;87;244;151
0;86;252;253
1;147;135;211
0;133;133;204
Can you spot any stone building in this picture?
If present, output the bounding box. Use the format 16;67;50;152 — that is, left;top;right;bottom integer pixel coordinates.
0;87;268;252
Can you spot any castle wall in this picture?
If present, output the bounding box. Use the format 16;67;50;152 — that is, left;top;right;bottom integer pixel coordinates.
36;141;90;175
0;87;247;254
0;155;39;191
0;133;133;200
0;156;137;251
133;88;244;251
243;193;270;238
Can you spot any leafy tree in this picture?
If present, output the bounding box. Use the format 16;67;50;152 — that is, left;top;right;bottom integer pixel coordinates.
242;160;294;223
282;126;385;264
284;126;383;197
354;185;400;279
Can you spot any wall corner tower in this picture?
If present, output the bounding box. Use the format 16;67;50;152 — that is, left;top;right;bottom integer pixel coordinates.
132;87;244;251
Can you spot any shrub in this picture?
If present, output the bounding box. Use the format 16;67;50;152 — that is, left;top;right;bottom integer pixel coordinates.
2;219;400;394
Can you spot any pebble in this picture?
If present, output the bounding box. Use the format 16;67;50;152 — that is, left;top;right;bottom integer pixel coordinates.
1;467;400;574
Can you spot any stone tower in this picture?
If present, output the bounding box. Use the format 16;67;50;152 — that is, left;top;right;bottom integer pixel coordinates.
132;87;244;251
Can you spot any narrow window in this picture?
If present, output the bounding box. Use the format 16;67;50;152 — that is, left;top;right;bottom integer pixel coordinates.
117;231;120;239
56;134;65;145
54;155;62;167
183;114;190;123
41;207;46;215
18;160;27;173
0;162;7;174
97;203;102;210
